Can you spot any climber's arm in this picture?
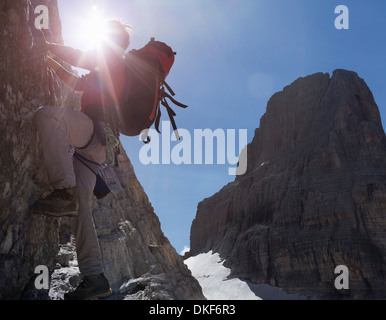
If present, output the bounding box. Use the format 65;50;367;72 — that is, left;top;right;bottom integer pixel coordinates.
46;57;85;91
46;42;95;71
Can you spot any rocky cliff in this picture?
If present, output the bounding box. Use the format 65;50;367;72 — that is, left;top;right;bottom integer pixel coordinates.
0;0;204;300
190;70;386;299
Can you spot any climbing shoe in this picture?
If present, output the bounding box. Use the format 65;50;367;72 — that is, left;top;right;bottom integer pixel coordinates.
64;273;113;300
32;187;78;217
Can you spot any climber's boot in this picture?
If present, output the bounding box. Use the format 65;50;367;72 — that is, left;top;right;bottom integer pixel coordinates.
32;187;78;217
64;273;113;300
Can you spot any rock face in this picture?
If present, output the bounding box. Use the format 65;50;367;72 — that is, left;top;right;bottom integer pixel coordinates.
0;0;204;300
190;70;386;299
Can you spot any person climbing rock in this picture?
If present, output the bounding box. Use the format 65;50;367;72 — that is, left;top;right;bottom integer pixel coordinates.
32;19;132;300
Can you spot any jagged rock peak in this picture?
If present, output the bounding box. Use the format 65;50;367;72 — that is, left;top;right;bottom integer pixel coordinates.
244;69;382;176
190;69;386;299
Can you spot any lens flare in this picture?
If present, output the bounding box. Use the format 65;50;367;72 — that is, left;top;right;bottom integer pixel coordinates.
79;8;107;49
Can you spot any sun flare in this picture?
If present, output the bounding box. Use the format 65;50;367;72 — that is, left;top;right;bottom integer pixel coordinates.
79;9;108;49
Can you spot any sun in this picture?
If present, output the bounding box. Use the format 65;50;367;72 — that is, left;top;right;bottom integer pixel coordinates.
79;7;108;49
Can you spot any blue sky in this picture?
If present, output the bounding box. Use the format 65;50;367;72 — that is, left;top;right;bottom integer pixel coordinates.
56;0;386;254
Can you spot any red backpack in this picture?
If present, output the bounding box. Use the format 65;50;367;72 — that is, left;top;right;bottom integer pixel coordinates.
117;38;187;142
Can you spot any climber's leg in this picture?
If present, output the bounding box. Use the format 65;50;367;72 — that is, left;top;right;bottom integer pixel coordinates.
71;155;104;276
65;143;111;300
32;106;94;216
33;106;94;189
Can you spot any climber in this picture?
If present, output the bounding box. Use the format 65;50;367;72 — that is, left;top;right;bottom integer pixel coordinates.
32;19;132;300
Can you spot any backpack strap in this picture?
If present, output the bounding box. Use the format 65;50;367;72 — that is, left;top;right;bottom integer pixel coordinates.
154;82;188;141
161;80;188;108
161;90;188;109
162;80;175;96
162;99;179;140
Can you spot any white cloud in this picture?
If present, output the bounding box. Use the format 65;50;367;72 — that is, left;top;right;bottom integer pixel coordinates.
180;246;190;256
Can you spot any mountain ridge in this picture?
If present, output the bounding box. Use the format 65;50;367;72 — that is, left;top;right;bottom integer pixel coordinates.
190;69;386;299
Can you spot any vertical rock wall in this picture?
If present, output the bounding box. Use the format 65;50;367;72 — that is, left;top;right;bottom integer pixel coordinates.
0;0;203;300
190;70;386;299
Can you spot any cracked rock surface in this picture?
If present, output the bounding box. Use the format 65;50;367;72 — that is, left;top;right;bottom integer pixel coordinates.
190;70;386;299
0;0;204;300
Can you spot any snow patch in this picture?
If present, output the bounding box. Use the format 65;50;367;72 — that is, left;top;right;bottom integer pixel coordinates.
185;251;307;300
184;251;261;300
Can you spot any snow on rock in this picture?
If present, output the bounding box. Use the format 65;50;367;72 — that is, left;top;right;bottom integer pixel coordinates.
185;251;308;300
184;251;261;300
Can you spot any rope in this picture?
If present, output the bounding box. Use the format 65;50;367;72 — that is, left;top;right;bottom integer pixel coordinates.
102;125;120;166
